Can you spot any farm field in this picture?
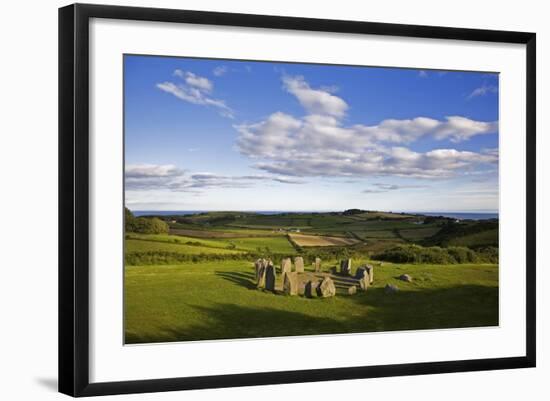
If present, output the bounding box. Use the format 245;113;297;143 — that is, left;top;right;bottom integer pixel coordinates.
289;233;360;247
125;238;244;255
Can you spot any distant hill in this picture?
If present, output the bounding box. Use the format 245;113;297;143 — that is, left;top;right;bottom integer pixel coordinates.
422;220;498;249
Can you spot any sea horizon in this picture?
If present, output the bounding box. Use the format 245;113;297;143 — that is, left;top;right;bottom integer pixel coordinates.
131;210;498;220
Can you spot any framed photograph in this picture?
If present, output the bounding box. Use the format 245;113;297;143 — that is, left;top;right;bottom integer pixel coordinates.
59;3;536;397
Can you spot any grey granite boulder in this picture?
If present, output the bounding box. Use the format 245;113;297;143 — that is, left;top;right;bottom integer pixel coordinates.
398;274;412;282
385;284;399;294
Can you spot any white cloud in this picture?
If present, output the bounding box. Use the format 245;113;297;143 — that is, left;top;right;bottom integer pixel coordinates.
213;66;227;77
174;69;213;92
282;75;348;118
353;116;497;143
125;164;183;178
125;164;305;192
236;110;498;179
234;75;498;180
363;183;429;193
157;70;233;118
468;83;498;99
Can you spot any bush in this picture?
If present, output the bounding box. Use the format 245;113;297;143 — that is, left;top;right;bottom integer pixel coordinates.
125;207;169;234
447;246;479;263
372;244;496;264
476;246;499;263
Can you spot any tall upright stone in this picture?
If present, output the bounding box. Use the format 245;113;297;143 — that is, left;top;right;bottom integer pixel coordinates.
256;259;267;288
283;272;298;295
265;263;277;291
280;257;292;275
355;266;368;280
340;259;352;275
294;256;304;273
317;277;336;298
305;280;318;298
254;258;266;281
314;257;321;273
359;275;369;292
365;264;374;284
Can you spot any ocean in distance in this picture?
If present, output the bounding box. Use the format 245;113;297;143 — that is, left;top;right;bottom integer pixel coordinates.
133;210;498;220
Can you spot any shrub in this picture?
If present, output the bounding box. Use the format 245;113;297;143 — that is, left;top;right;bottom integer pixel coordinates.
372;244;499;265
447;246;478;263
476;246;499;263
125;207;169;234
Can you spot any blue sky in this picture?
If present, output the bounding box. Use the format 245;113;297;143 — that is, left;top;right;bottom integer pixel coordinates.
124;55;499;212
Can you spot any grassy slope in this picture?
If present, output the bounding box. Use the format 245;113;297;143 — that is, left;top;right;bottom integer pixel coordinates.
125;239;244;255
399;226;442;240
125;259;498;344
222;236;296;253
448;229;499;247
127;233;295;254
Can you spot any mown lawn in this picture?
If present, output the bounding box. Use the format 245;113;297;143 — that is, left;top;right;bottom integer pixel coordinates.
124;259;499;344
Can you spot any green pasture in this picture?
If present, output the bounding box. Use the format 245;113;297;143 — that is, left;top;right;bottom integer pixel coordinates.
127;233;295;254
124;259;499;344
448;229;499;247
125;238;244;255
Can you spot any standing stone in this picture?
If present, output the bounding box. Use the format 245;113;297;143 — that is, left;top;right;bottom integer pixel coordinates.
366;264;374;284
359;275;369;292
265;263;277;291
317;277;336;298
314;257;321;272
254;259;263;280
294;256;304;273
283;272;298;295
280;257;292;275
340;259;352;275
355;266;368;280
348;285;357;295
305;280;318;298
256;263;266;288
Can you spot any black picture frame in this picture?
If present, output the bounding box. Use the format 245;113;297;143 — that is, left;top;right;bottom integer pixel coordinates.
59;3;536;397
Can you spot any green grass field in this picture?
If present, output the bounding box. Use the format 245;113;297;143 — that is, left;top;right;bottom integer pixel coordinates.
125;258;498;343
125;210;499;343
125;238;244;255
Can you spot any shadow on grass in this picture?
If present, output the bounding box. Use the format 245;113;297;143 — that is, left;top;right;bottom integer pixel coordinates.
147;303;348;343
215;270;256;290
126;284;498;344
